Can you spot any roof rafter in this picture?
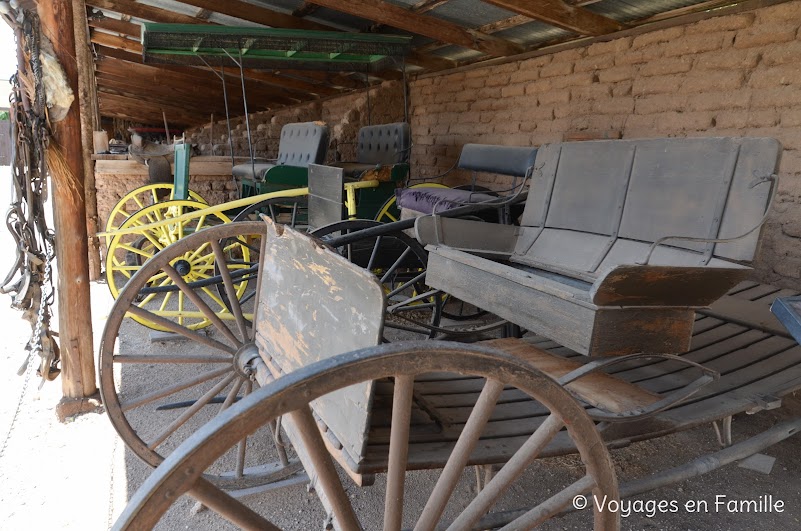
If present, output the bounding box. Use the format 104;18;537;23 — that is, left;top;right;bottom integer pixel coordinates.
89;27;340;96
482;0;625;36
174;0;453;70
306;0;524;57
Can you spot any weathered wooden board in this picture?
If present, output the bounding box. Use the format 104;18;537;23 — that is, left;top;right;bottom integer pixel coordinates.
255;219;385;465
701;295;793;339
591;265;750;307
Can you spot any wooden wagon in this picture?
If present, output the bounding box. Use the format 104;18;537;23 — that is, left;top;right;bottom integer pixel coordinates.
102;136;801;530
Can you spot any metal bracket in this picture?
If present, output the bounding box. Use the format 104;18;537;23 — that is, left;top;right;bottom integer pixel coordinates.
712;416;733;448
746;394;782;414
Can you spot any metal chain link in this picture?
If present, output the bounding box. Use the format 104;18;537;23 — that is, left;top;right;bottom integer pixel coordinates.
2;10;59;390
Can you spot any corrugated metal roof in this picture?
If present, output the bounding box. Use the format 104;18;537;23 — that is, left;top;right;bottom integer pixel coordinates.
78;0;752;125
428;0;519;27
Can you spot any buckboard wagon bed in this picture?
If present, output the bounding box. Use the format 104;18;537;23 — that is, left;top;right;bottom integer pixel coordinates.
104;136;801;530
109;221;801;531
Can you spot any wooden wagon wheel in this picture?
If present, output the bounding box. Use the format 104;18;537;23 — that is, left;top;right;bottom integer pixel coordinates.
311;219;443;341
105;200;236;330
210;196;310;316
105;183;207;233
113;342;620;530
100;222;304;492
230;196;309;227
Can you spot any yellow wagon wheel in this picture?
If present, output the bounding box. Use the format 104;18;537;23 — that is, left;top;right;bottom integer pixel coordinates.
373;182;449;223
105;200;245;331
105;183;207;233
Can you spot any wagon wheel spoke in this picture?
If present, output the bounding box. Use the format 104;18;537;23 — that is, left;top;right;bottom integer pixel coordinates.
119;366;232;412
211;238;249;342
501;475;596;530
234;380;253;477
149;373;238;450
163;264;242;348
125;305;236;353
189;477;281;531
105;184;207;233
289;407;362;530
415;379;505;530
446;413;564;530
384;374;415;531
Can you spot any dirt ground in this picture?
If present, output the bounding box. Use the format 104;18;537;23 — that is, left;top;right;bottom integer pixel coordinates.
1;174;800;530
0;276;799;530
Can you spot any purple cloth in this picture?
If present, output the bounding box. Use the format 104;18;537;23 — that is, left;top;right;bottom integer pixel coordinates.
396;188;497;214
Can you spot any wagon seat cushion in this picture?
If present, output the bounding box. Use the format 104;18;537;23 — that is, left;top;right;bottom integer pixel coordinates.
397;143;538;215
232;122;330;180
333;122;411;179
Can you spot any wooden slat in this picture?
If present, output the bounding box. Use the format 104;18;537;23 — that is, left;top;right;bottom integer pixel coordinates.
483;0;625;35
485;338;661;413
699;295;793;339
730;283;782;301
88;14;141;36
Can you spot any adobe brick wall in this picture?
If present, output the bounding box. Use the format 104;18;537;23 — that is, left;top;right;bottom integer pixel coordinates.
187;80;405;163
408;1;801;288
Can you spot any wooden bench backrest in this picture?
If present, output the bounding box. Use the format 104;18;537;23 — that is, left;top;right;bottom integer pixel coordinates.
514;137;780;280
254;219;384;464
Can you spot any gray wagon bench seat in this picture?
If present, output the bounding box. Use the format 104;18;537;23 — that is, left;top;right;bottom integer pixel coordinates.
397;143;538;215
255;220;801;488
231;121;329;181
330;122;411;178
418;137;781;356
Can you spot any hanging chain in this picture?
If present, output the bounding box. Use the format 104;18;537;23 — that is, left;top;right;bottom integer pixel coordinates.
2;10;60;387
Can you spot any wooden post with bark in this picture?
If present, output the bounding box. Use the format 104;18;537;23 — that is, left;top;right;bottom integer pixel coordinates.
37;0;99;416
72;0;102;282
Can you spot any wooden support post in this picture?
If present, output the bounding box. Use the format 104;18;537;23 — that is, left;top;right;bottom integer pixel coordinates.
37;0;100;415
72;0;102;281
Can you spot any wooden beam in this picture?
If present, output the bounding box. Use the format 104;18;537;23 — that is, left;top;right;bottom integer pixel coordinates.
73;0;102;281
98;91;211;126
482;0;625;36
86;0;200;24
37;0;98;405
410;0;451;14
307;0;524;56
97;86;228;121
89;28;141;53
417;14;530;54
292;2;321;17
95;56;298;106
95;73;236;112
87;13;141;36
90;30;339;96
176;0;331;31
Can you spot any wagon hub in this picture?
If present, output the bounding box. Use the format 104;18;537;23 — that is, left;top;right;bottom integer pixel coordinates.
173;259;191;277
233;342;261;379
